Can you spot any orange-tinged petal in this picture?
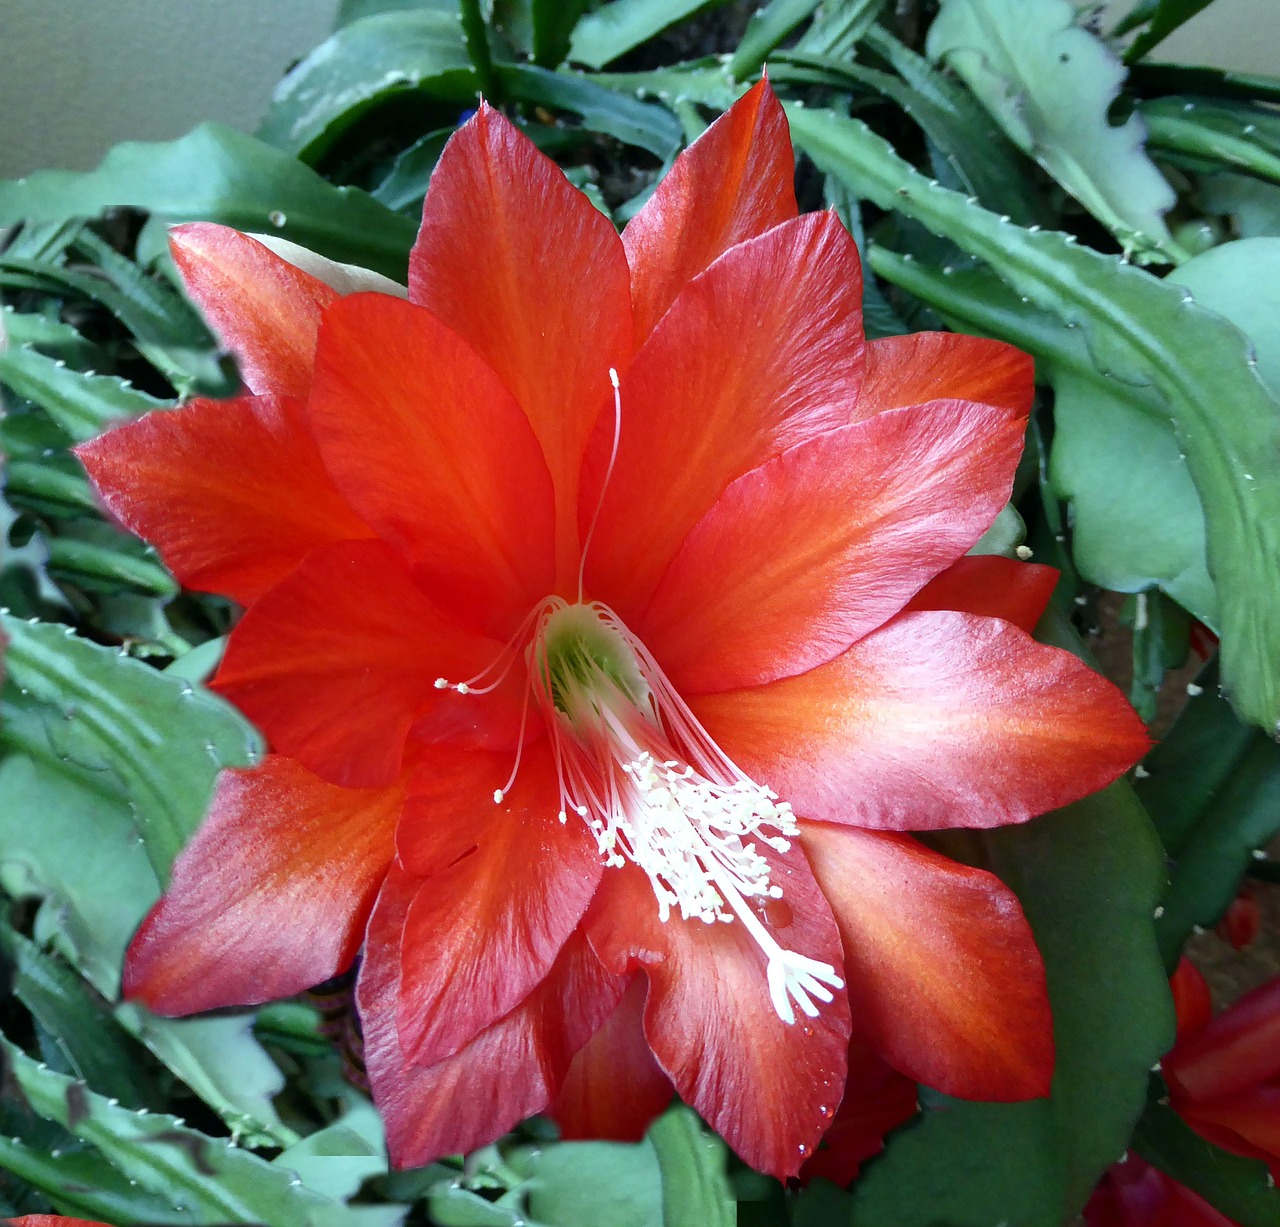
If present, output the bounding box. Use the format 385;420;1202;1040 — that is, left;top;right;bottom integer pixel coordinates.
552;975;674;1142
393;743;603;1066
802;821;1053;1099
800;1038;919;1186
640;401;1025;694
408;102;632;584
213;540;504;789
904;554;1059;633
124;755;402;1014
855;332;1035;421
694;611;1150;830
1165;975;1280;1102
169;223;339;398
585;853;851;1180
622;77;796;340
6;1219;113;1226
586;211;866;621
308;293;555;635
76;395;373;606
359;867;625;1169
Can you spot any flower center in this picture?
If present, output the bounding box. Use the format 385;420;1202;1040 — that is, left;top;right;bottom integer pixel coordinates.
528;599;843;1025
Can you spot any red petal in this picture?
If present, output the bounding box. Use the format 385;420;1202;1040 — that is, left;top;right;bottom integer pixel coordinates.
359;867;624;1169
622;78;796;340
904;554;1059;634
308;293;555;635
124;755;401;1014
586;212;866;621
169;223;339;398
408;103;632;585
585;853;851;1180
640;401;1025;694
393;743;603;1065
801;821;1053;1099
1165;974;1280;1102
552;975;674;1142
1085;1155;1239;1227
799;1038;919;1186
856;333;1034;421
1170;958;1214;1043
694;610;1150;830
213;540;504;788
1180;1088;1280;1169
76;395;373;606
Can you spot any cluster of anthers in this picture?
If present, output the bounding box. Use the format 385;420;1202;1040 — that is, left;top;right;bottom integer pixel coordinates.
434;373;843;1025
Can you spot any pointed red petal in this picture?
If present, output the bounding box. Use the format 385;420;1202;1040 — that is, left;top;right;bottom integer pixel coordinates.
640;401;1025;693
585;853;851;1180
622;78;796;340
802;821;1053;1099
408;103;632;584
552;976;674;1142
586;212;866;621
213;540;505;788
359;868;624;1169
124;755;401;1014
799;1038;918;1186
1085;1155;1239;1227
904;554;1059;633
76;395;373;606
1165;975;1280;1102
1170;958;1214;1043
169;224;339;398
308;293;555;635
856;333;1034;421
694;610;1150;830
393;744;603;1065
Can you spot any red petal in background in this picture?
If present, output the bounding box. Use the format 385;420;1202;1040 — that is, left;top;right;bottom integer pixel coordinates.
903;554;1059;634
359;868;624;1169
552;975;675;1142
799;1038;919;1187
802;821;1053;1100
585;853;851;1180
76;395;372;607
124;755;401;1014
695;610;1150;831
622;77;796;340
1165;975;1280;1102
639;400;1024;693
169;223;339;398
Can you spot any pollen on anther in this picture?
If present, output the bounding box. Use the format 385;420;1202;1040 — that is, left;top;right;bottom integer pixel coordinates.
433;677;448;689
493;788;505;804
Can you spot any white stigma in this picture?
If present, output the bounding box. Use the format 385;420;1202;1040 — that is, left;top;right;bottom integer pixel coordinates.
526;599;844;1025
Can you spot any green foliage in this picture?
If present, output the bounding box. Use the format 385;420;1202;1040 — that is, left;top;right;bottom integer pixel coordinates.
258;11;477;162
0;125;417;281
926;0;1181;259
569;0;729;68
789;102;1280;735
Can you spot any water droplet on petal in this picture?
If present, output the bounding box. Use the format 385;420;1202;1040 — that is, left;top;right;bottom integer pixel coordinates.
268;210;287;228
763;897;794;930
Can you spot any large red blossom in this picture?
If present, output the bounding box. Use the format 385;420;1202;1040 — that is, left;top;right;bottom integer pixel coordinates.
78;80;1149;1179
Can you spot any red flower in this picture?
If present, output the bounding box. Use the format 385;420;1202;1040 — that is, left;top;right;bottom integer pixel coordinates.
1086;961;1280;1227
78;81;1148;1178
1164;963;1280;1176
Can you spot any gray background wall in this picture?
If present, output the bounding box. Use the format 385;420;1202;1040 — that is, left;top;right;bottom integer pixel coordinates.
0;0;1275;178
